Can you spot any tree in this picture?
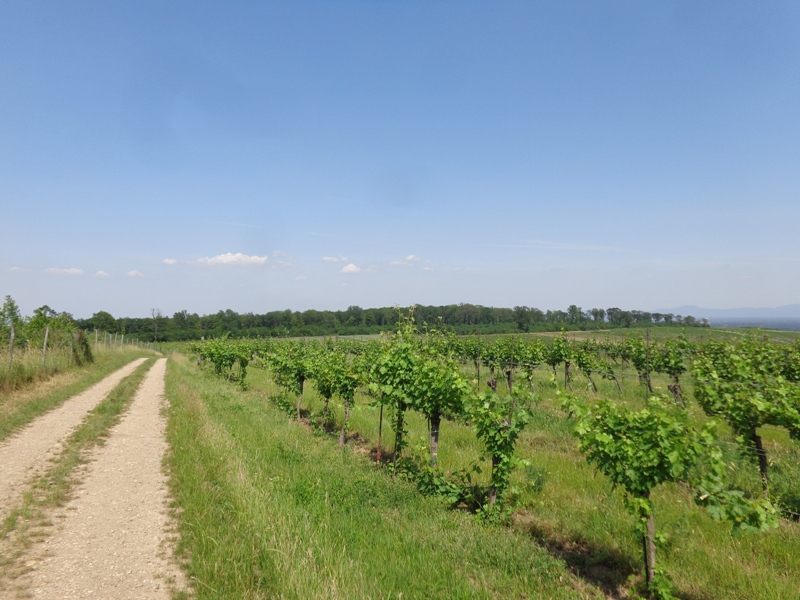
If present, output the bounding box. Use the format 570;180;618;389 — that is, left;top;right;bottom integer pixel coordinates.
567;304;583;324
151;308;162;342
590;308;606;326
513;306;531;331
90;310;117;333
1;295;22;329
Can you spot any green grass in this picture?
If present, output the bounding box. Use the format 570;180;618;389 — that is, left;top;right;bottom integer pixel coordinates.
0;359;155;584
241;352;800;599
0;347;156;442
166;354;600;599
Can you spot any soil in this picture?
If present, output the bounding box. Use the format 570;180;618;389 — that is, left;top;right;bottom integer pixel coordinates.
1;358;188;599
0;358;146;519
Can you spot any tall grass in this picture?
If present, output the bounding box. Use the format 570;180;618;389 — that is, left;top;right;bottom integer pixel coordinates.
0;336;154;394
1;343;80;392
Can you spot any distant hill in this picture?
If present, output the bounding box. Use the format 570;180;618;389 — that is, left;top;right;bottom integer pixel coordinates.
658;304;800;331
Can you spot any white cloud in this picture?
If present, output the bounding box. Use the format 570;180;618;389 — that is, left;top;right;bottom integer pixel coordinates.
127;270;143;277
423;266;434;271
341;263;361;274
94;271;111;278
197;252;268;266
295;275;308;281
390;254;421;266
162;258;178;265
45;268;84;275
8;266;22;272
322;256;339;263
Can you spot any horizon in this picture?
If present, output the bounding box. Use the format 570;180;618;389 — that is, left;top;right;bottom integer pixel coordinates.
3;2;799;318
5;293;800;323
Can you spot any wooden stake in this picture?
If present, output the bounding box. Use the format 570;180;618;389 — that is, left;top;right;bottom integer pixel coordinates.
7;324;14;373
42;325;50;368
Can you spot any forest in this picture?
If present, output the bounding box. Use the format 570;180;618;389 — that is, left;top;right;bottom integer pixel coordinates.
73;303;709;341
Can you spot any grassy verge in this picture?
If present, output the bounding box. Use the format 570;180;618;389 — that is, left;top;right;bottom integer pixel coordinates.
0;347;155;442
0;358;155;584
166;353;600;599
243;361;800;599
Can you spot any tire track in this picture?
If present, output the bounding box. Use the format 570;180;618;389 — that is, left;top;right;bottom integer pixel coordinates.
0;358;147;519
15;358;187;599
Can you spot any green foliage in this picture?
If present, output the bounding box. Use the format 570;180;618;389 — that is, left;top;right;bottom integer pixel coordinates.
192;337;253;388
468;387;532;516
692;337;800;440
1;294;22;329
368;323;418;458
262;339;316;395
568;397;704;501
691;335;800;497
566;394;779;598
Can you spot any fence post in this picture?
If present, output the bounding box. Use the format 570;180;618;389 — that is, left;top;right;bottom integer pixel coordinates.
7;324;14;373
42;325;50;368
95;329;98;344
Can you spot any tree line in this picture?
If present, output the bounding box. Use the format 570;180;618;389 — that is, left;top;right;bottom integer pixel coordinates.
76;303;708;341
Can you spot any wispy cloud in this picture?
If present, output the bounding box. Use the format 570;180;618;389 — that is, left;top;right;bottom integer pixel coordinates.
127;270;144;277
295;275;308;281
341;263;361;274
8;266;22;272
45;267;84;275
482;240;620;252
390;254;420;266
323;256;348;263
197;252;268;266
162;258;178;265
94;270;111;278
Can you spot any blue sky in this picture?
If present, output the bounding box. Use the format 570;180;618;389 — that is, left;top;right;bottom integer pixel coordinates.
2;1;799;319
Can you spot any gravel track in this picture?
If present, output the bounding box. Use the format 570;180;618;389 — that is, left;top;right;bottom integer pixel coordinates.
12;358;187;599
0;358;147;519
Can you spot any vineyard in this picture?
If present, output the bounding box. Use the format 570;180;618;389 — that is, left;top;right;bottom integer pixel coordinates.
181;320;800;599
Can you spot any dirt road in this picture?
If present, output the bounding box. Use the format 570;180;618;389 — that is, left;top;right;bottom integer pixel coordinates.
4;358;187;599
0;358;147;519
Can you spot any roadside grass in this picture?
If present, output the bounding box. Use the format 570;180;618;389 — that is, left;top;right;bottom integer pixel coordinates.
241;352;800;599
0;358;155;585
0;347;157;442
165;353;601;599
